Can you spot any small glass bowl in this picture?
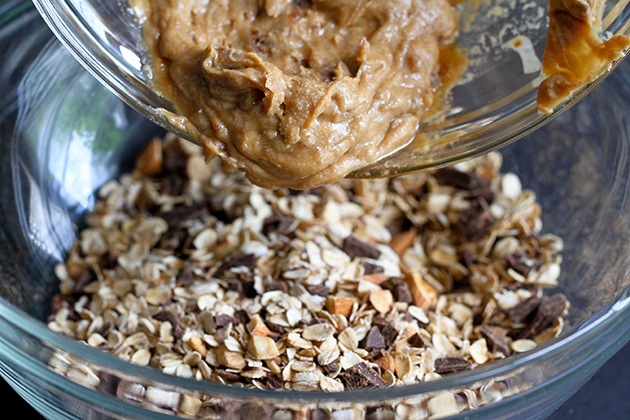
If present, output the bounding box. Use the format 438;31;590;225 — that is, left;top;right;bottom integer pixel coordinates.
31;0;630;177
3;2;630;420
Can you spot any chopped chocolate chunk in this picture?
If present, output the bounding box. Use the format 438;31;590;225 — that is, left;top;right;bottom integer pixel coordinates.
506;250;542;276
262;215;296;236
158;203;206;226
262;374;283;390
160;227;189;252
215;314;239;327
234;309;251;325
267;323;286;335
407;333;431;348
479;325;512;356
342;236;381;259
339;362;385;389
267;282;289;293
307;284;330;297
508;296;541;324
241;279;258;299
458;198;495;241
96;372;120;395
175;266;194;286
50;294;78;321
435;168;485;190
153;310;182;339
363;326;386;351
519;294;568;340
74;268;96;294
238;404;276;420
311;408;331;420
372;317;398;347
324;361;339;374
215;254;257;276
161;172;186;196
162;146;187;174
362;262;385;275
100;251;118;270
434;357;472;374
435;168;495;203
215;369;243;383
392;281;413;304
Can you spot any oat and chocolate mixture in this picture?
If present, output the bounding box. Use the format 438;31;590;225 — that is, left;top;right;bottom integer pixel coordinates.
48;135;568;391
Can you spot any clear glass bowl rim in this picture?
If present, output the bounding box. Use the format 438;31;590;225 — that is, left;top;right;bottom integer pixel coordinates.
2;288;630;406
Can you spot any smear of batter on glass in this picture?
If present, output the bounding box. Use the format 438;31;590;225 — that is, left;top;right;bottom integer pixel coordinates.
538;0;630;113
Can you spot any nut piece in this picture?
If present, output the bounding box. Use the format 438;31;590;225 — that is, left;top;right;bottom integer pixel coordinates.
403;269;439;311
136;137;163;176
216;346;247;369
389;231;416;255
326;296;356;318
189;335;207;358
246;314;272;337
374;354;396;372
369;288;393;314
363;273;388;285
247;335;280;360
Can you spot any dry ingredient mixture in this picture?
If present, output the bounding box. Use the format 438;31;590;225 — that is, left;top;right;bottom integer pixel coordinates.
48;134;568;392
135;0;462;189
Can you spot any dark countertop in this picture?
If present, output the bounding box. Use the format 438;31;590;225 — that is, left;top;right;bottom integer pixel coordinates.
3;340;630;419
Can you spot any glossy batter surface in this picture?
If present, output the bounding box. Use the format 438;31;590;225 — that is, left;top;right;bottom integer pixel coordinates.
139;0;459;189
538;0;630;113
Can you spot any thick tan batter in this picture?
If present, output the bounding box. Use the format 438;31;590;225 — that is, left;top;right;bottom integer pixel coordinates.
138;0;459;189
538;0;630;113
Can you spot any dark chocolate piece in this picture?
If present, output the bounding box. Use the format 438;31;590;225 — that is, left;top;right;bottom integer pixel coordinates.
342;236;381;259
433;357;471;374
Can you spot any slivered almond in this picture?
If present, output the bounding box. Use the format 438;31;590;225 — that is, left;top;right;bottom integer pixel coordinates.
404;269;439;311
389;231;416;255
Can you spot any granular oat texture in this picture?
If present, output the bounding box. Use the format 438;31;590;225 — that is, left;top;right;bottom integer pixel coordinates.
47;134;568;391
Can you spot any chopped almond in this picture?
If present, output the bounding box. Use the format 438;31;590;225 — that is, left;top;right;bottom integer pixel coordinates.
326;296;356;318
374;354;396;372
216;346;247;370
246;314;271;337
247;335;280;360
363;273;388;285
189;335;207;358
136;137;163;176
404;269;439;311
390;230;416;255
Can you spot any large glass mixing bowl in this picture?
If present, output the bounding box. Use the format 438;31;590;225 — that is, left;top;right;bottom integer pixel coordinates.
2;2;630;420
31;0;630;178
